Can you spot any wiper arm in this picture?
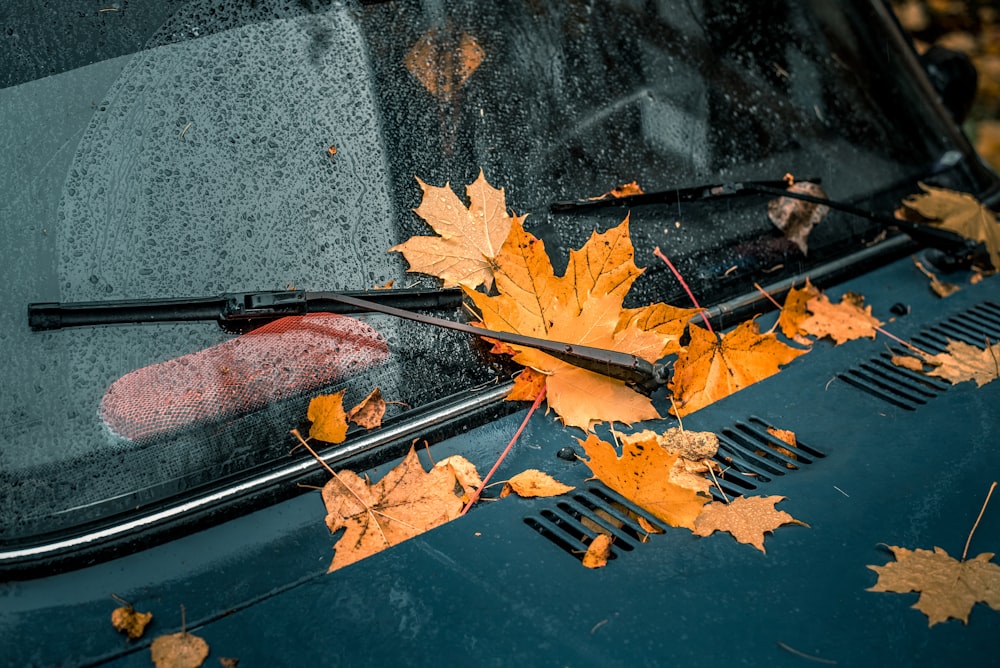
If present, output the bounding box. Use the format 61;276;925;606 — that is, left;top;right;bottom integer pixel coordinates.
29;289;669;390
551;179;977;255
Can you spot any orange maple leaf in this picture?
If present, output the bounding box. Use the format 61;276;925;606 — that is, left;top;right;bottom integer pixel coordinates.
307;392;348;443
389;170;516;290
322;447;464;572
868;546;1000;626
799;291;882;344
578;433;711;529
777;279;821;340
669;320;808;417
692;495;807;553
467;216;697;430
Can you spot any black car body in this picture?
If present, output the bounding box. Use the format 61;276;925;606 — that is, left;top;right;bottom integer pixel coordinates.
2;1;999;665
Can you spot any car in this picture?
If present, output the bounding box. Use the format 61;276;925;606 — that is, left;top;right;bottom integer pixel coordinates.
2;0;999;665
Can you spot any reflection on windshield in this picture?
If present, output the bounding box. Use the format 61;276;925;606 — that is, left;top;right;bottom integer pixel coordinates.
0;0;988;548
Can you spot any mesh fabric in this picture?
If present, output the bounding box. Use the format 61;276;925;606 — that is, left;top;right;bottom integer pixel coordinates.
100;313;389;442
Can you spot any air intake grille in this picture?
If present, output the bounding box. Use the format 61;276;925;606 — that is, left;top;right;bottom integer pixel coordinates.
838;300;1000;409
524;418;824;562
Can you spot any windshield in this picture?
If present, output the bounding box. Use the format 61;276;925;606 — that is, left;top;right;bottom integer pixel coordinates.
0;0;992;551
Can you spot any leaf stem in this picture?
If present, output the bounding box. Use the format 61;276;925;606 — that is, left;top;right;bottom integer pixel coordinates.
653;247;713;334
962;481;998;561
461;386;547;515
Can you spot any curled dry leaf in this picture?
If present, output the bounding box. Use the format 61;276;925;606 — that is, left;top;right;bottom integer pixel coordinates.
347;388;387;429
587;180;645;201
467;216;696;430
578;433;711;529
389;170;515;290
669;320;808;417
620;427;719;461
868;546;1000;626
323;447;463;572
896;183;1000;270
111;604;152;640
891;354;926;372
150;631;210;668
767;181;830;255
435;454;482;502
582;534;613;569
692;495;807;553
500;469;574;498
307;392;348;443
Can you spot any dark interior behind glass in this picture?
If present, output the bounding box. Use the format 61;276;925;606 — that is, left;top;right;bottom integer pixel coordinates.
0;0;992;549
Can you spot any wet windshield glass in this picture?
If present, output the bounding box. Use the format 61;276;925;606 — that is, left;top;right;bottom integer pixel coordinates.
0;0;988;545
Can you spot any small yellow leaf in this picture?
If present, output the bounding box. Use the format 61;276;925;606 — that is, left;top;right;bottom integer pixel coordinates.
307;392;348;443
500;469;574;498
582;534;613;568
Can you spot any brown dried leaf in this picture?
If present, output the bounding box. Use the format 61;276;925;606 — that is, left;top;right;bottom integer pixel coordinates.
579;433;711;529
307;392;348;443
620;427;719;460
111;605;152;640
587;180;645;201
891;354;926;372
868;546;1000;626
799;292;883;344
150;631;210;668
692;495;807;553
669;320;808;417
767;181;830;254
922;339;1000;387
500;469;574;498
582;534;613;569
390;170;515;290
347;388;387;429
323;448;463;572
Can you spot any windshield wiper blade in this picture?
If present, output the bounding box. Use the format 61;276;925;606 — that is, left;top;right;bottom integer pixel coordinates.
551;179;977;255
29;289;669;390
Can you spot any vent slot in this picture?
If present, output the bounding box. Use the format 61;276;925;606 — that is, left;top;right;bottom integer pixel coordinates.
525;419;825;561
838;300;999;409
524;485;665;563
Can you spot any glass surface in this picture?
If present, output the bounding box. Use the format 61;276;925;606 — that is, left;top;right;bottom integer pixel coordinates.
0;0;989;544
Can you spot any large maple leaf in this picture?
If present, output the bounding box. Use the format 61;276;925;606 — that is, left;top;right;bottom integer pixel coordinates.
466;216;697;430
893;338;1000;387
390;170;516;290
322;447;464;572
669;320;808;417
897;183;1000;270
868;546;1000;626
692;495;807;553
579;433;712;529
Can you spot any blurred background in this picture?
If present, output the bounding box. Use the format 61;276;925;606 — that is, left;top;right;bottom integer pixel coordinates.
893;0;1000;170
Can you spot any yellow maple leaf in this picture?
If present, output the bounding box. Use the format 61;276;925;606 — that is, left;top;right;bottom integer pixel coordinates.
777;279;821;340
578;433;711;529
897;183;1000;270
670;320;808;417
868;546;1000;626
322;447;464;572
390;170;516;290
307;392;348;443
467;216;695;430
692;495;807;553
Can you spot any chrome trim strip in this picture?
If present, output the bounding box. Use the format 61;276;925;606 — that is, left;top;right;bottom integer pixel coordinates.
0;383;513;563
